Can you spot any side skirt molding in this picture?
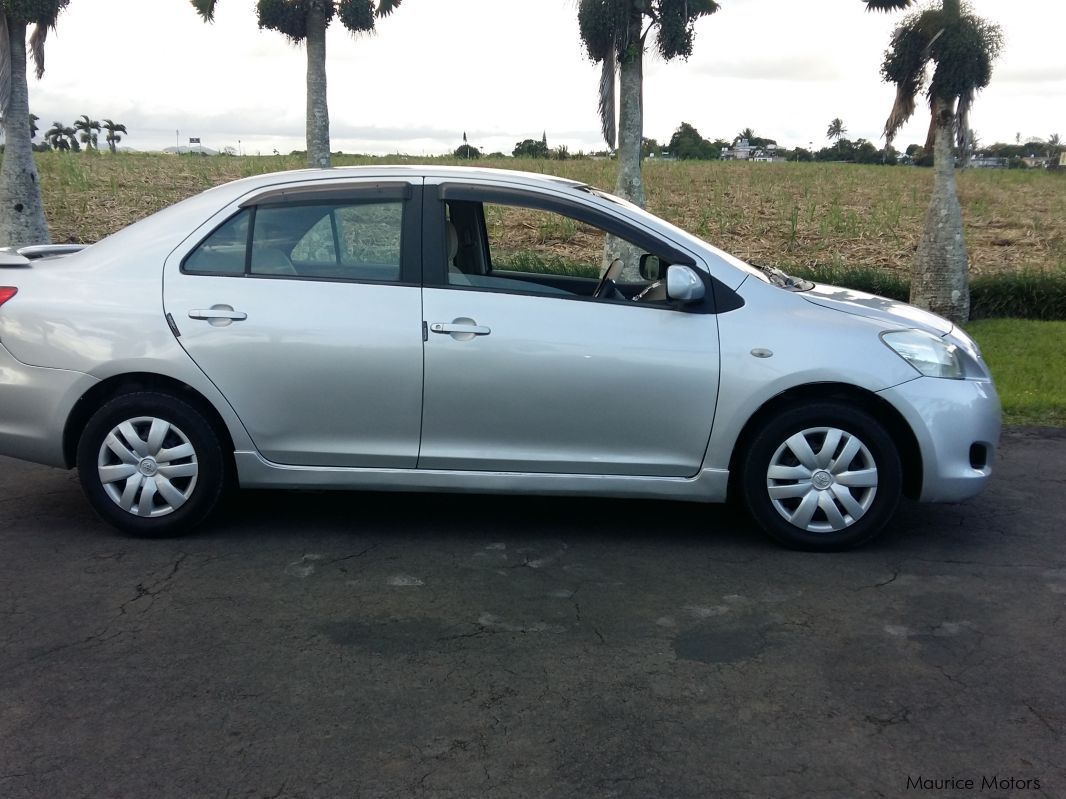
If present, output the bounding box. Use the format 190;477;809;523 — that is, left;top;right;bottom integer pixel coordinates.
234;451;729;503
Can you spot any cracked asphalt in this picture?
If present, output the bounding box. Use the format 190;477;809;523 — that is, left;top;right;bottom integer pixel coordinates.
1;428;1063;799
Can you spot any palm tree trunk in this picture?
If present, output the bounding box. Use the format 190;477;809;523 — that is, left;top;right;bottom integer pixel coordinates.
0;18;51;246
605;16;647;281
305;1;331;169
910;98;969;324
615;35;645;208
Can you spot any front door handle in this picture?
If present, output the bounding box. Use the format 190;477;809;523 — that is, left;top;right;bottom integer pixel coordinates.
430;322;491;336
428;318;491;342
189;305;247;327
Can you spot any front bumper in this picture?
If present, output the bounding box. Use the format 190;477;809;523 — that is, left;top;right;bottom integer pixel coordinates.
878;376;1001;503
0;342;97;468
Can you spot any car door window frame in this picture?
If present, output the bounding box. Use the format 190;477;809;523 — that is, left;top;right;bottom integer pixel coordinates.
423;183;718;314
181;182;422;286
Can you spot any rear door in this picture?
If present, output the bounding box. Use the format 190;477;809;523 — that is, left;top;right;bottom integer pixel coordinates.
163;181;424;468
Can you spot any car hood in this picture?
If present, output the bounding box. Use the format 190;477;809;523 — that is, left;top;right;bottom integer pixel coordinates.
801;284;953;336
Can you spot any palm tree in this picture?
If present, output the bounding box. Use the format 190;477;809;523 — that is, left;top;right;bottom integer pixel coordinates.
738;127;756;142
864;0;1002;324
44;121;77;152
1048;133;1061;158
826;118;847;142
73;114;101;150
44;122;66;151
0;2;70;246
578;0;721;209
102;119;128;154
191;0;402;169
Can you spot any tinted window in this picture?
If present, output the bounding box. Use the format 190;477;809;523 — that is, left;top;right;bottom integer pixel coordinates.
183;209;250;275
184;201;405;281
253;202;403;281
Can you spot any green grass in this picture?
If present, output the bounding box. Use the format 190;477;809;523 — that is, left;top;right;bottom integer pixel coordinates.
966;319;1066;426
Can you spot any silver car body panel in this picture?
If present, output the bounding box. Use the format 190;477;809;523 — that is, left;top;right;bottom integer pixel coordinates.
164;276;424;468
0;342;98;465
801;284;954;336
703;277;923;470
877;376;1000;502
0;166;1001;507
420;287;719;476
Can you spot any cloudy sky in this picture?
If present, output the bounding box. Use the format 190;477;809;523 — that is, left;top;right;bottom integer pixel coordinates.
26;0;1066;156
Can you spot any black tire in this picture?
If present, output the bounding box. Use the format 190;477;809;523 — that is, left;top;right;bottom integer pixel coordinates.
76;391;227;537
740;402;902;551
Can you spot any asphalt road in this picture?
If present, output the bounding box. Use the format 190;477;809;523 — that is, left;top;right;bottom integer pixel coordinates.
1;429;1063;799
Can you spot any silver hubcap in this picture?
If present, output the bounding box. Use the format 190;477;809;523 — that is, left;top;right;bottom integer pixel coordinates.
97;417;198;518
766;426;878;534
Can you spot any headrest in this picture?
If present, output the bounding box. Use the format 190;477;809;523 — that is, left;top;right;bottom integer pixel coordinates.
447;222;459;262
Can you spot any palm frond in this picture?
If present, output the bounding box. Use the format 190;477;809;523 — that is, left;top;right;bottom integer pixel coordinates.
923;104;939;152
863;0;913;12
376;0;402;17
883;85;917;145
598;50;616;149
577;0;629;63
190;0;218;22
28;23;46;80
34;0;71;29
655;0;719;60
880;12;931;143
0;13;11;119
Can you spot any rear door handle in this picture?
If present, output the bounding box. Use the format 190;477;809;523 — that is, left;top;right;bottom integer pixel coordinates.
189;305;247;326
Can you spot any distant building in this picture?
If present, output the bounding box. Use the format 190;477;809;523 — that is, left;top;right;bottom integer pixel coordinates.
970;155;1007;169
722;140;784;163
720;139;753;160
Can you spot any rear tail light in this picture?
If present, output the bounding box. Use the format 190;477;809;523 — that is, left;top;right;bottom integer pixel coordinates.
0;287;16;307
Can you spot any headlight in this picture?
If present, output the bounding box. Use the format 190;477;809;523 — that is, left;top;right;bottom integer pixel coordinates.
881;329;963;379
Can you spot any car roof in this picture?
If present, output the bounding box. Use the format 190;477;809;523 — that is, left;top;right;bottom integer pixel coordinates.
218;165;590;197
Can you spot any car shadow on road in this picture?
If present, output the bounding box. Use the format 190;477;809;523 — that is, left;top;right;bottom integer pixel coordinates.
200;486;990;560
210;487;766;549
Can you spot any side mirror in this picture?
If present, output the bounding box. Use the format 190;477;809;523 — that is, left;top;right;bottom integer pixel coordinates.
666;265;706;304
639;253;663;281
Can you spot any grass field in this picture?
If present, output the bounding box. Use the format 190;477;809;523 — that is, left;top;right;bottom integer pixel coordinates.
966;319;1066;427
35;152;1066;279
24;151;1066;427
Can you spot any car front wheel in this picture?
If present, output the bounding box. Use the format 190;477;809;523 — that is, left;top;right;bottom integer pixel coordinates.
76;392;226;537
740;402;902;551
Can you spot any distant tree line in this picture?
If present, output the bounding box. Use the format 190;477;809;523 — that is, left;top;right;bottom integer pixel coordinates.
25;115;129;153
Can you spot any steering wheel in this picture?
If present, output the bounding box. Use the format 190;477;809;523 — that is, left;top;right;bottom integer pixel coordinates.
593;258;625;299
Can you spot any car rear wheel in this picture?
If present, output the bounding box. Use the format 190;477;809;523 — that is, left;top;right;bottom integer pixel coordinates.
76;392;226;537
740;402;902;551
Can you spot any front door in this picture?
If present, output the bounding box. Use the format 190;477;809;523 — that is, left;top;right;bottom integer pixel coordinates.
418;183;720;477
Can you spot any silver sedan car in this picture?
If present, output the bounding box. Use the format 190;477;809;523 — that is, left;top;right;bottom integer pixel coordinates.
0;166;1000;549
